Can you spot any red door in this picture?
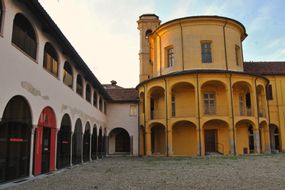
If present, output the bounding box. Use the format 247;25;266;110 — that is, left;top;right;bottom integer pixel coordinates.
34;107;56;175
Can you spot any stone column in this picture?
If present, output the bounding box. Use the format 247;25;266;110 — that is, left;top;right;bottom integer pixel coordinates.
228;128;235;155
254;129;261;154
167;129;173;156
145;130;152;156
70;132;73;166
196;128;201;156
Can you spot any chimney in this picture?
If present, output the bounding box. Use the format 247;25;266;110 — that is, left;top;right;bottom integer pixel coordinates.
111;80;117;86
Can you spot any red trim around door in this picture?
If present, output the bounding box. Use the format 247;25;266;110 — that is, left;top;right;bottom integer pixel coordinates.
34;107;56;175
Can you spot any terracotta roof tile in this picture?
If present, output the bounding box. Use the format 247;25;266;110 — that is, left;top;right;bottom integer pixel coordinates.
244;62;285;75
106;88;138;103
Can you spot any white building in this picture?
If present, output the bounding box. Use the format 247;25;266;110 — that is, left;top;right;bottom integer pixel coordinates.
0;0;138;183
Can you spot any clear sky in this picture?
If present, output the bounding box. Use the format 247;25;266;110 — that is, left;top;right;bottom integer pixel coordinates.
39;0;285;88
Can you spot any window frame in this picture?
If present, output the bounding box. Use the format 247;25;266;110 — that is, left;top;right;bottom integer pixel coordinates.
203;92;216;115
171;95;176;117
85;84;91;103
76;74;83;96
63;61;73;89
12;13;37;60
166;47;174;68
43;42;59;78
201;41;212;64
235;45;241;66
93;91;98;108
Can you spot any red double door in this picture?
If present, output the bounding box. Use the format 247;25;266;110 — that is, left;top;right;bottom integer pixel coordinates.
34;107;56;175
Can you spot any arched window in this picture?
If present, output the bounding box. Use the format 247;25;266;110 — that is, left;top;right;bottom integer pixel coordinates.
12;14;37;59
0;1;3;32
43;43;59;77
76;75;83;96
99;97;103;112
86;84;91;103
63;62;73;88
93;91;98;108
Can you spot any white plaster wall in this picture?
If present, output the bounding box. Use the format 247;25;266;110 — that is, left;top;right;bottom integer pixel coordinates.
106;103;138;155
0;0;107;133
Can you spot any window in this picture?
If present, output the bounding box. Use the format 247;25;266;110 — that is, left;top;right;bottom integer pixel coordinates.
201;42;212;63
93;91;98;107
104;102;107;114
235;45;241;66
266;84;273;100
129;105;137;116
43;43;59;77
99;97;103;112
0;1;3;32
86;84;91;103
239;94;245;115
204;93;215;114
145;29;152;39
12;14;37;59
167;47;174;67
171;96;176;117
76;75;83;96
63;62;73;88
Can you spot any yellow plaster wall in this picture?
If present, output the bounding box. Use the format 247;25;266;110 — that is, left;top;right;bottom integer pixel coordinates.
235;127;249;155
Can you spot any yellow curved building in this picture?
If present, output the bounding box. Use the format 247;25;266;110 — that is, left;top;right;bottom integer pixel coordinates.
136;14;281;156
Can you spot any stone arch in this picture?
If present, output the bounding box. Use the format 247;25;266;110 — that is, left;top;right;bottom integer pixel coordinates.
0;95;32;182
172;120;197;156
232;81;254;116
201;80;228;116
57;114;71;169
83;122;91;162
150;123;166;155
148;86;165;120
72;119;82;165
108;128;131;154
171;82;196;118
202;119;229;155
269;124;281;152
235;119;256;154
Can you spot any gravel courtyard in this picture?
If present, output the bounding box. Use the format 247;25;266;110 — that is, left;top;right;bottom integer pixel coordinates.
7;154;285;190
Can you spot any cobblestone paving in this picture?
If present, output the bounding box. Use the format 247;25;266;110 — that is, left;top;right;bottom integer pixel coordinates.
6;154;285;190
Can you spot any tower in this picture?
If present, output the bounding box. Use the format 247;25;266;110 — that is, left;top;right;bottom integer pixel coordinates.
137;14;161;82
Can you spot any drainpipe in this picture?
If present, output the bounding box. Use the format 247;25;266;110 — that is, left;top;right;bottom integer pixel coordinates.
229;74;236;155
196;74;202;156
143;85;147;156
164;78;169;156
265;81;272;151
137;95;140;157
179;22;185;71
223;21;229;71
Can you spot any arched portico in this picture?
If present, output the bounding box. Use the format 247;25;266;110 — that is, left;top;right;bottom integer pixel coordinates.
91;125;98;160
202;119;229;155
83;122;91;162
0;96;32;183
172;121;197;156
72;119;82;165
108;128;131;155
34;107;57;175
269;124;281;152
235;120;256;155
57;114;71;169
150;123;166;155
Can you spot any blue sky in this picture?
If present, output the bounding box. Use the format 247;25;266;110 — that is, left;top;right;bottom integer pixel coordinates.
39;0;285;87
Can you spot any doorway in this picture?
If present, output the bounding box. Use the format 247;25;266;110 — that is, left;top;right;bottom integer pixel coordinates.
41;127;51;173
205;129;217;153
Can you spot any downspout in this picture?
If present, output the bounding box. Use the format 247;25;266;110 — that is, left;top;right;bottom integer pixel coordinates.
143;85;147;156
164;78;169;156
196;74;202;156
265;81;272;151
229;74;236;155
137;93;141;157
179;22;185;71
223;21;229;71
255;77;261;152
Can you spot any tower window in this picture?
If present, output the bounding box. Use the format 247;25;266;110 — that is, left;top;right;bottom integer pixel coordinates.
201;42;212;63
43;43;59;77
235;45;241;66
145;29;152;39
12;14;37;59
167;47;174;67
